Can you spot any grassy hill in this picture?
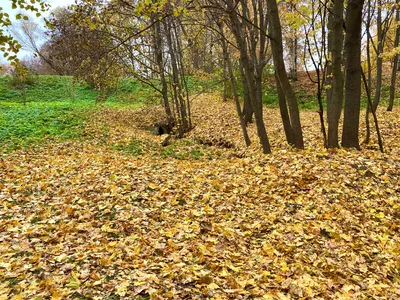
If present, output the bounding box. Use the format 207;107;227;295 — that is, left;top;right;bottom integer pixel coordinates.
0;73;397;151
0;76;150;151
0;88;399;299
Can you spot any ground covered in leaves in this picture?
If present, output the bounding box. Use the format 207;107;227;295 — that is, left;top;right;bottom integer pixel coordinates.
1;95;399;299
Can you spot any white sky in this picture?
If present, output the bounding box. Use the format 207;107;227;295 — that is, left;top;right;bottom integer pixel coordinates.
0;0;75;16
0;0;76;62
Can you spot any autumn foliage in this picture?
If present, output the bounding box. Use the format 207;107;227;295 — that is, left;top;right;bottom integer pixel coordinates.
0;95;399;299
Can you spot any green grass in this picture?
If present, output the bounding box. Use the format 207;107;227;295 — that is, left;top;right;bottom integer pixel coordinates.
0;76;97;150
111;139;145;156
0;102;91;151
0;75;150;151
0;73;229;151
262;86;319;110
0;76;97;103
112;138;206;160
0;76;146;107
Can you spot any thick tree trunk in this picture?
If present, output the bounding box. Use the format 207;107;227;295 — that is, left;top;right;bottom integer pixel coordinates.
267;0;304;149
327;0;344;148
388;4;400;111
227;0;271;153
342;0;364;149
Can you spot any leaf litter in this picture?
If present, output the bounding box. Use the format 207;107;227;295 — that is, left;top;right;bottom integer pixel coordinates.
0;94;399;299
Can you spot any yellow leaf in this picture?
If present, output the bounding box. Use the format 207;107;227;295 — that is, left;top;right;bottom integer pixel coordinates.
263;293;274;300
116;280;130;296
50;289;63;300
148;182;157;190
219;269;230;277
281;261;289;272
65;277;80;289
66;272;81;289
342;284;354;292
204;204;214;215
262;243;275;256
208;282;220;290
11;293;25;300
165;230;174;238
54;253;68;262
376;212;385;219
165;290;174;297
254;165;262;174
262;270;271;278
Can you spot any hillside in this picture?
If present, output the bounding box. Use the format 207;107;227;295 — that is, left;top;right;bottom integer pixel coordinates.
0;75;399;299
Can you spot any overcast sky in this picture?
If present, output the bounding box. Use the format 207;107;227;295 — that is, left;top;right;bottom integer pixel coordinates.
0;0;75;16
1;0;76;62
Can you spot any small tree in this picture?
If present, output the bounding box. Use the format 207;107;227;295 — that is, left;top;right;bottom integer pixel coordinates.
10;62;32;106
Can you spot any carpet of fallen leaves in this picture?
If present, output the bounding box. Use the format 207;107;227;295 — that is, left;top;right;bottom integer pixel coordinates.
1;94;399;299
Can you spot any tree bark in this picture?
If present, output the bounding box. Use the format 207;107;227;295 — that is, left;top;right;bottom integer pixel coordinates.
365;0;372;143
372;1;383;111
267;0;304;149
288;2;298;82
165;18;188;136
153;19;173;122
219;22;251;146
342;0;364;149
226;0;271;153
327;0;344;148
239;58;253;124
388;4;400;111
275;73;294;145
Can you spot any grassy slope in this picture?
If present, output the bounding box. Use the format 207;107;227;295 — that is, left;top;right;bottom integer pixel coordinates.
1;72;397;151
0;76;146;150
0;74;232;151
0;92;398;299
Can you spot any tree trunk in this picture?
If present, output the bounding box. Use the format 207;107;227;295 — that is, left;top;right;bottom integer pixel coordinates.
173;23;192;129
153;19;173;122
275;73;294;145
222;53;228;101
388;3;400;111
372;1;383;111
267;0;304;149
192;43;200;71
288;38;298;81
227;0;271;153
342;0;364;149
365;0;372;143
219;22;251;146
327;0;344;148
361;68;384;153
239;58;253;124
165;18;188;136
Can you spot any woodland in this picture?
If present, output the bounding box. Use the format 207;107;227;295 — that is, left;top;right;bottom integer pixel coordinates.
0;0;399;299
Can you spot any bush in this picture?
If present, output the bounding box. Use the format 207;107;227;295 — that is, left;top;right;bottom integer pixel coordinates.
8;65;37;88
